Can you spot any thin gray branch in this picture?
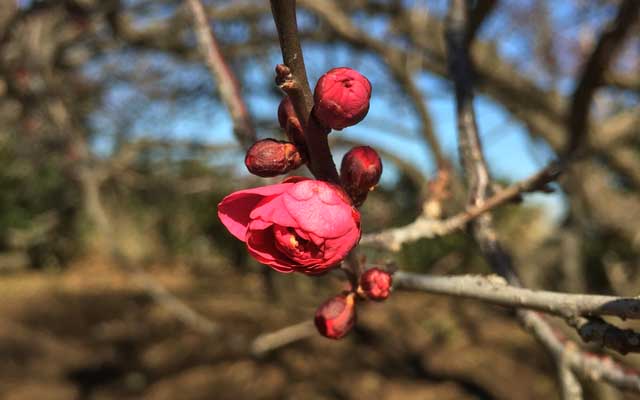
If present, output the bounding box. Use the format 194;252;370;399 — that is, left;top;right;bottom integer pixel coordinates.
251;320;315;357
360;161;561;250
393;272;640;322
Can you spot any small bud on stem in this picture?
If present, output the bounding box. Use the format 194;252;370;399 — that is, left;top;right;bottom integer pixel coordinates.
340;146;383;206
245;139;305;177
359;268;392;301
313;67;371;130
314;292;357;339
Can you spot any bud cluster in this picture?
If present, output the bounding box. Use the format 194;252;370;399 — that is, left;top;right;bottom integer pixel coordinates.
239;64;390;341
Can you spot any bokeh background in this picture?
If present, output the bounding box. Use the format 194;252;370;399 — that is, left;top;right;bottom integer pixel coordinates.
0;0;638;399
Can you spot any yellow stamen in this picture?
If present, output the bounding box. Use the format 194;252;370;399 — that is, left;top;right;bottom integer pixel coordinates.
289;235;299;248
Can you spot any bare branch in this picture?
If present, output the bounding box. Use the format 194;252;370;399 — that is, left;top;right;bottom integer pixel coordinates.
442;0;636;393
558;356;584;400
270;0;340;183
574;317;640;356
360;161;561;250
393;272;640;322
521;311;640;392
566;0;640;154
186;0;256;149
467;0;497;44
251;320;315;357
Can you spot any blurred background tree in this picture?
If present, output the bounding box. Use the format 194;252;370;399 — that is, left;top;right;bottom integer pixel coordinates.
0;0;638;399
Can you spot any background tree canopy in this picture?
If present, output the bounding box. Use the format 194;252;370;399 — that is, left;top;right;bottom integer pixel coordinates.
0;0;638;399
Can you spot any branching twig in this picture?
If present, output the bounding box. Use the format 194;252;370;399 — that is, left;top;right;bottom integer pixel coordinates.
360;161;561;250
443;0;638;393
186;0;256;149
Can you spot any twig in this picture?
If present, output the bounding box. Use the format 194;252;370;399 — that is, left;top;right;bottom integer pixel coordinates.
566;0;639;154
521;311;640;392
360;161;561;250
558;354;584;400
443;0;635;393
573;317;640;356
393;272;640;322
251;320;315;357
186;0;256;149
113;251;219;336
467;0;497;45
133;268;220;335
270;0;340;183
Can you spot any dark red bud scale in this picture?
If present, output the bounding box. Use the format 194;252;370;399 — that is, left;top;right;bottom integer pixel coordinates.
359;268;392;301
245;139;305;177
340;146;383;206
314;292;357;339
277;96;305;146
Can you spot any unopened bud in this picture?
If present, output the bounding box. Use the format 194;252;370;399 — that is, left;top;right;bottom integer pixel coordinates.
277;96;304;146
313;67;371;130
359;268;392;301
245;139;304;177
340;146;383;206
314;293;356;340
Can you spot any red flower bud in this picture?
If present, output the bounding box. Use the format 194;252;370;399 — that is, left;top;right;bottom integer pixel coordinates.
340;146;383;206
314;293;357;339
277;96;304;146
313;67;371;130
245;139;305;177
359;268;392;301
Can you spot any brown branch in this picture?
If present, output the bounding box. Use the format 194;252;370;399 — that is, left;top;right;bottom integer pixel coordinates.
467;0;497;44
443;0;638;393
574;317;640;356
566;0;640;154
270;0;339;183
186;0;256;149
360;161;561;250
393;272;640;322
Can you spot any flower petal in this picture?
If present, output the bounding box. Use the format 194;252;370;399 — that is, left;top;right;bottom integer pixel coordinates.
217;183;293;241
246;225;295;273
283;182;359;239
250;192;299;228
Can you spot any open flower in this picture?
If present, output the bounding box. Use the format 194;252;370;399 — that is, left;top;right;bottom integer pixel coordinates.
217;178;361;274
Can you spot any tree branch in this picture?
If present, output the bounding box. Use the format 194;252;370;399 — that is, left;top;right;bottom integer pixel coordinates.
393;272;640;322
360;161;561;250
270;0;340;183
442;0;636;393
566;0;639;154
186;0;256;150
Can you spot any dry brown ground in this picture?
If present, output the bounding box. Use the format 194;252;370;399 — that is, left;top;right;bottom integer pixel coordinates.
0;260;637;400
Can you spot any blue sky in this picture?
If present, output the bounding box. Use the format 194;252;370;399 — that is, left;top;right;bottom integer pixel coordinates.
88;1;581;222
